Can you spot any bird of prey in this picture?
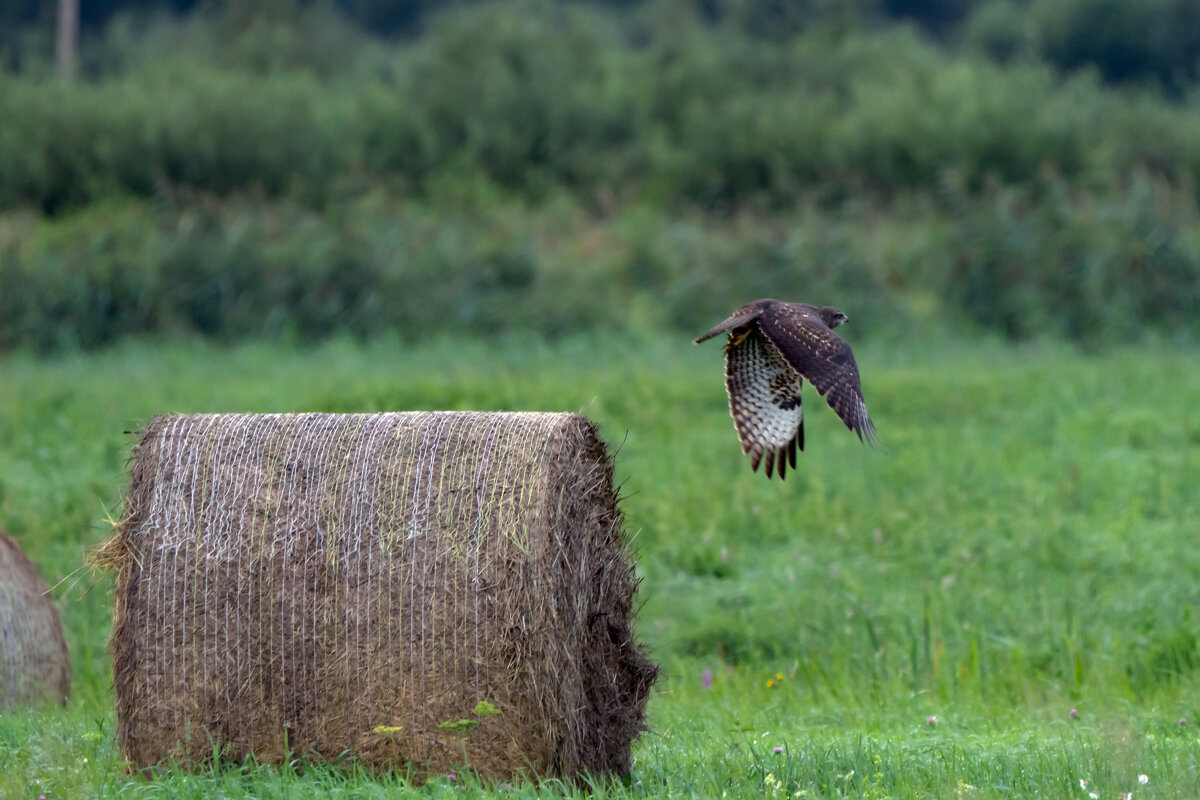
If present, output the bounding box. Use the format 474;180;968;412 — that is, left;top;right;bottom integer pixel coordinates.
694;299;877;478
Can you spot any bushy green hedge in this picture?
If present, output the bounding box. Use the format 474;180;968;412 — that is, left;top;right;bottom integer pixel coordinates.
948;174;1200;343
4;175;1198;351
0;191;905;350
7;8;1200;215
0;67;347;212
3;1;1200;350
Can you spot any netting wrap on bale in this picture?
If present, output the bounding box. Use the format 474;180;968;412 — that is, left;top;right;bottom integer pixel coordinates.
0;531;71;709
103;411;656;779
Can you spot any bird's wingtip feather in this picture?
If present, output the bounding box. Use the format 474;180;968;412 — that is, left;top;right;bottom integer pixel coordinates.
859;420;880;447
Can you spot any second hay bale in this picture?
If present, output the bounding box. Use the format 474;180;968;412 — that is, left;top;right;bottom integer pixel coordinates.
0;531;71;709
107;411;656;778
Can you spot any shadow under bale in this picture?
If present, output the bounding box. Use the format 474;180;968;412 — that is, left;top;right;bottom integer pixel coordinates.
98;411;656;780
0;531;71;709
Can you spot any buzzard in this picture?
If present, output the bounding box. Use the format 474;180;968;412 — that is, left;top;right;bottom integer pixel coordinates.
694;299;877;478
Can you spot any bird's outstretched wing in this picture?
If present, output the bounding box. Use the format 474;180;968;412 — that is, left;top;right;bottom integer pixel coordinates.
724;328;804;478
757;304;877;445
694;299;773;344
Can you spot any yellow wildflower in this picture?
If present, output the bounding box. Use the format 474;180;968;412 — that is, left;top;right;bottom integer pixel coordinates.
372;725;404;736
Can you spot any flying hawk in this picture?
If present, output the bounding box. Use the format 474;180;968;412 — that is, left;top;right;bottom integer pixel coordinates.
694;299;877;478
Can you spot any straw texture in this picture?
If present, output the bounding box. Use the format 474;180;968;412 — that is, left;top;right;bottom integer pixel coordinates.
0;531;71;709
105;412;656;779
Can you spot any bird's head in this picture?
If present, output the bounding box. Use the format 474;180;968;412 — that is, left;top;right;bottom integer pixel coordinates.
819;306;849;329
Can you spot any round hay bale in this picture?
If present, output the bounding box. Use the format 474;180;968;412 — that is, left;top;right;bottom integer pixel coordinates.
104;412;656;779
0;531;71;709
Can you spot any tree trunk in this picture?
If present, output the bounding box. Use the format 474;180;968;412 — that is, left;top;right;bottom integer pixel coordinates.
56;0;79;80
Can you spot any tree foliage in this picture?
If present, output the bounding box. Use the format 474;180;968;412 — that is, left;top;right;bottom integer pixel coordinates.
1;0;1199;351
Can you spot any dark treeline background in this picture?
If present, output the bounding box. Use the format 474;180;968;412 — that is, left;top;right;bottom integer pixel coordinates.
3;0;1200;351
8;0;1200;91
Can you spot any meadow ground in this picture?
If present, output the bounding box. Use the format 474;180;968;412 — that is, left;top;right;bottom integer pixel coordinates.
1;334;1198;798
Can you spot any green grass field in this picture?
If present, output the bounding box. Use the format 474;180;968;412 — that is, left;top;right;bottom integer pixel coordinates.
2;335;1199;798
